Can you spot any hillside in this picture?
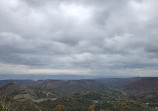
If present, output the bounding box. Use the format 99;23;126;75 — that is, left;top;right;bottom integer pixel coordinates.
0;77;158;111
124;77;158;90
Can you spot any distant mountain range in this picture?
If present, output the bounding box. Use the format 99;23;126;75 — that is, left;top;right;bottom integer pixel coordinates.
0;74;131;80
0;77;158;93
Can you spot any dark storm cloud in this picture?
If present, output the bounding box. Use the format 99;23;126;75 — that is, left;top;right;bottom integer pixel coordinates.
0;0;158;76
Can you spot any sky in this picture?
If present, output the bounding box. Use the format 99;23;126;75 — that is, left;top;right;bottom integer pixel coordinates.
0;0;158;77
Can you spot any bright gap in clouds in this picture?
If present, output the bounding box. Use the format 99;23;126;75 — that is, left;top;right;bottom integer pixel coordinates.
0;63;90;75
59;4;92;23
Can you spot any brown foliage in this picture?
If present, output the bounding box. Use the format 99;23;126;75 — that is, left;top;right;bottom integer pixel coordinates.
122;103;130;110
52;105;66;111
88;104;95;111
100;109;112;111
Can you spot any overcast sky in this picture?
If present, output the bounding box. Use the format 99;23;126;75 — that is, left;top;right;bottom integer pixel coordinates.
0;0;158;76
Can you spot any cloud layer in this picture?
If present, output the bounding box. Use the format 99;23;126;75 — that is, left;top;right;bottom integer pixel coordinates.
0;0;158;76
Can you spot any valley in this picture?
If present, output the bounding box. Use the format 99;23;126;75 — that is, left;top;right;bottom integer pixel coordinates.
0;77;158;111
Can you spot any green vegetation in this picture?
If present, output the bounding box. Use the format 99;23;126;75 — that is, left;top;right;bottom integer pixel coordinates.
0;77;158;111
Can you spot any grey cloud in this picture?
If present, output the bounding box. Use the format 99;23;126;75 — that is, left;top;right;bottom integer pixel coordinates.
0;0;158;76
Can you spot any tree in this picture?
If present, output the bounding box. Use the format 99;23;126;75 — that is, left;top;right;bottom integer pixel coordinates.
122;103;130;110
52;105;66;111
0;94;9;111
100;109;112;111
88;104;95;111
